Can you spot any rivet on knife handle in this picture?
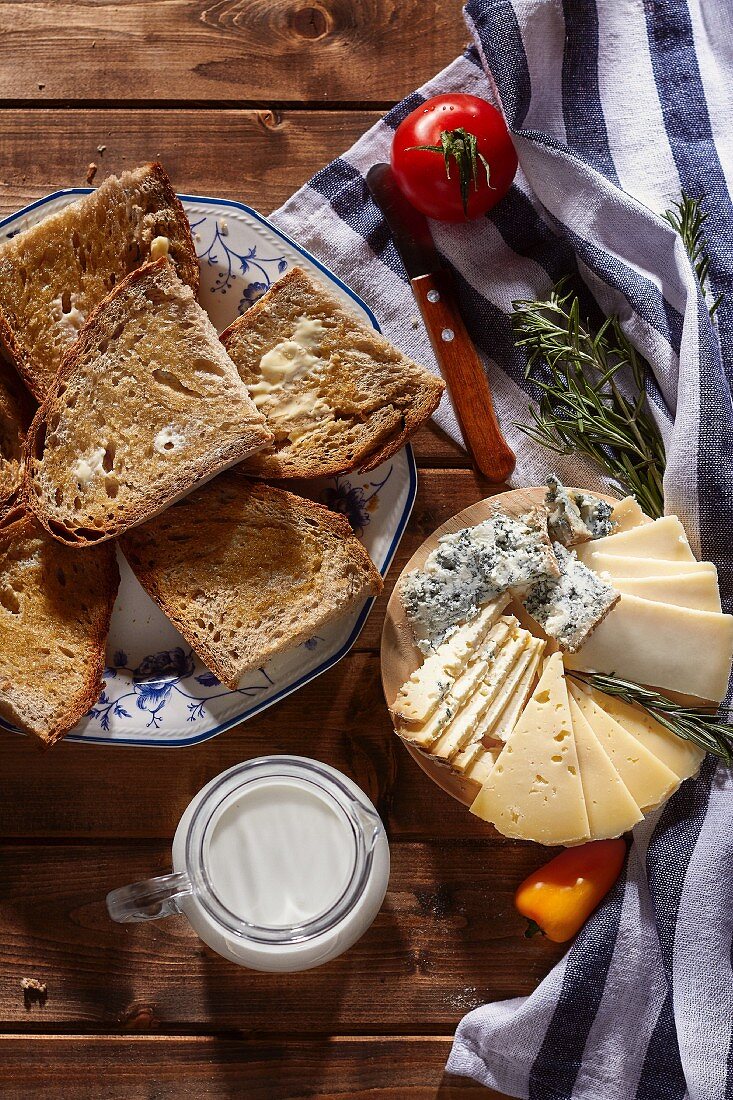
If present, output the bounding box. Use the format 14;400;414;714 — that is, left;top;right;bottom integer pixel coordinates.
412;269;516;483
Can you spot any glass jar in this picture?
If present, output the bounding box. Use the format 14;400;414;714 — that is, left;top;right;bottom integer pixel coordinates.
106;756;390;972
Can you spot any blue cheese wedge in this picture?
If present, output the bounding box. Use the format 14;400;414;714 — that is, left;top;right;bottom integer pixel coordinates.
523;542;620;652
400;506;559;653
545;476;615;546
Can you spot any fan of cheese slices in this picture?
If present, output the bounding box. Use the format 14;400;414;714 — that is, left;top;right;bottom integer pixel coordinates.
382;485;733;847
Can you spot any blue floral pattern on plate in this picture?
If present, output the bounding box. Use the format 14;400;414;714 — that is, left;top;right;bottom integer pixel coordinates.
0;192;417;746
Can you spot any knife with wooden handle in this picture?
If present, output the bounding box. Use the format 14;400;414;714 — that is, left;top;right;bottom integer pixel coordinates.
366;163;515;484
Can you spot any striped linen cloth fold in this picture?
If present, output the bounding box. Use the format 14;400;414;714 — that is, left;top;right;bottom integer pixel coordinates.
271;2;733;1097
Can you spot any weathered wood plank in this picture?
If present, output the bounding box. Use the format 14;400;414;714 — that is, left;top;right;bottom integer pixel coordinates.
0;471;505;840
0;842;561;1029
0;1035;501;1099
0;1;467;105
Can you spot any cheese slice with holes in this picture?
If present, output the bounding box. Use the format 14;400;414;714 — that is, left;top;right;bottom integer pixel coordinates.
589;553;716;581
429;630;531;760
453;639;545;775
577;516;695;563
610;497;650;533
565;594;733;702
391;598;509;725
582;687;705;781
400;619;515;747
568;694;644;837
613;573;721;612
470;653;590;845
567;682;679;811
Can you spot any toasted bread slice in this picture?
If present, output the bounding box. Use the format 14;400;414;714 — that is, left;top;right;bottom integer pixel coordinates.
0;361;34;526
220;267;444;478
24;260;272;546
0;515;119;746
121;471;383;688
0;163;199;399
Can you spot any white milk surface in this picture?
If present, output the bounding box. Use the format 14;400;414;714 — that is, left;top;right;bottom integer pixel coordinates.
205;778;356;927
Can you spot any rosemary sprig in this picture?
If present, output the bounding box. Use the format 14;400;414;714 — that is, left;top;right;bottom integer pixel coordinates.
512;282;666;518
568;671;733;764
663;194;722;317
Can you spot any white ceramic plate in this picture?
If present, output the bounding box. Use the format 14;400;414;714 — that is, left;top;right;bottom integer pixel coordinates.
0;191;417;746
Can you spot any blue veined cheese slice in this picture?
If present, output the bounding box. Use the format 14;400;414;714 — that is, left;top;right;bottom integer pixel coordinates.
390;596;510;726
428;629;533;762
577;515;695;563
400;617;516;748
568;694;644;838
566;681;680;811
545;476;615;546
470;653;591;846
523;542;619;652
575;684;705;782
400;507;558;653
452;638;545;775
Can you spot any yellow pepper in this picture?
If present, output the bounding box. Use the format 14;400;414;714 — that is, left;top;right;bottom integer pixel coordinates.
515;839;627;943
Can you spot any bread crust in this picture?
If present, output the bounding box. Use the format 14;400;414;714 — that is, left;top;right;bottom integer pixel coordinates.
121;472;383;689
23;260;272;547
0;513;119;746
221;267;444;479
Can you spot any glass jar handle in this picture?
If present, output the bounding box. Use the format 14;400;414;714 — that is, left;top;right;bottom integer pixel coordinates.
106;871;193;923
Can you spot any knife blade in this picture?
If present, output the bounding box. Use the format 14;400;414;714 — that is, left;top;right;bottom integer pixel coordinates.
366;163;515;484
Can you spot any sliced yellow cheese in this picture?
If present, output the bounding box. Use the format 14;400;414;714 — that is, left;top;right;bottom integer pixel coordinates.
470;653;590;845
577;515;695;563
430;631;530;760
589;553;717;581
401;618;514;747
586;688;705;781
565;594;733;702
391;598;509;725
568;694;644;837
451;639;544;773
611;496;650;532
567;682;679;811
613;573;721;612
464;744;501;785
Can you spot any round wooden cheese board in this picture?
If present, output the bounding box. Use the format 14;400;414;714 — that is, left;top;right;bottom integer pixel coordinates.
380;487;620;808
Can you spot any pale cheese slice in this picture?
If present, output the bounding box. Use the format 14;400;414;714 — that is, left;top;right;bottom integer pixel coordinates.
610;497;650;533
470;653;591;845
613;573;721;612
568;694;644;837
453;639;545;775
463;744;501;786
585;687;705;780
391;598;509;725
565;594;733;702
430;631;531;761
567;681;679;811
589;553;717;581
577;515;695;563
400;618;514;747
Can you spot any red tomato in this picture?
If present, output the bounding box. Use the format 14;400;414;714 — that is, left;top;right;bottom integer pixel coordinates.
390;94;518;222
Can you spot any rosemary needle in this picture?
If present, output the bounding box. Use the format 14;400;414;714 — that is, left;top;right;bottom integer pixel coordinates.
567;671;733;764
663;194;722;318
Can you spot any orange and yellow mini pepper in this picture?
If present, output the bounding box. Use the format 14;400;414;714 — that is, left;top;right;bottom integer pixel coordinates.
515;839;627;943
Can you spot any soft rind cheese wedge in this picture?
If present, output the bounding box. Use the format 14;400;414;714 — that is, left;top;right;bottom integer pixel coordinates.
565;594;733;702
585;688;705;781
568;694;644;838
470;653;591;846
577;516;695;563
391;597;509;725
401;618;514;747
589;553;717;581
610;497;650;533
567;681;680;811
613;573;721;612
451;638;545;773
429;629;531;761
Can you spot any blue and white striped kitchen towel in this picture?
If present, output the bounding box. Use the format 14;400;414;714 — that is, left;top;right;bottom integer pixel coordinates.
272;2;733;1097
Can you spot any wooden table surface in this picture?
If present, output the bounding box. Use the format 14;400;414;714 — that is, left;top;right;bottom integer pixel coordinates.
0;3;566;1096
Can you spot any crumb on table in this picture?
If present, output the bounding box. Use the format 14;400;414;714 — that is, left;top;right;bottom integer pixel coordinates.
86;162;98;184
21;977;47;1008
